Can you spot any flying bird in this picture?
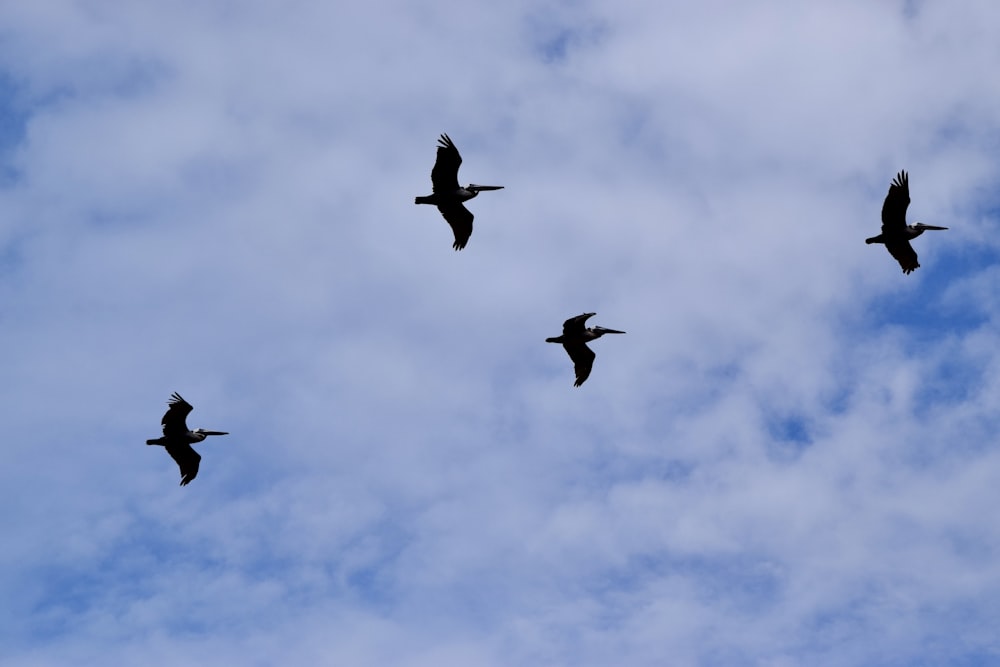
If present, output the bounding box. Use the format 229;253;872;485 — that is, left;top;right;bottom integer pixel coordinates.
546;312;625;387
146;392;228;486
866;170;947;274
415;133;503;250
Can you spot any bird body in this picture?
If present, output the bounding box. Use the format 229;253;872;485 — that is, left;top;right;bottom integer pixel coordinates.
866;170;947;274
415;133;503;250
414;186;483;206
546;312;625;386
146;392;228;486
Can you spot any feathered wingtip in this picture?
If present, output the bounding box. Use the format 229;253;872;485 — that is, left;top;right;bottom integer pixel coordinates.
168;392;186;405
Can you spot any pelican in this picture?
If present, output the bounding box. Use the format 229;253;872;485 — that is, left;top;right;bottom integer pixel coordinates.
866;170;947;274
146;392;228;486
546;313;625;387
415;133;503;250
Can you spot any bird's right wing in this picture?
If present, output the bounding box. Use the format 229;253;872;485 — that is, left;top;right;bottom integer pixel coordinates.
564;342;596;387
438;203;473;250
165;443;201;486
881;170;911;234
562;313;596;335
885;239;920;274
430;133;462;193
161;392;194;437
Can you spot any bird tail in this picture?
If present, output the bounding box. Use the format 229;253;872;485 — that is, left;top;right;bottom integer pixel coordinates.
415;195;434;205
146;439;161;445
865;235;882;245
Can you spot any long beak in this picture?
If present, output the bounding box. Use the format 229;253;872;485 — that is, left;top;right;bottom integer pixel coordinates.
469;184;504;191
598;328;626;334
921;225;948;230
202;431;229;436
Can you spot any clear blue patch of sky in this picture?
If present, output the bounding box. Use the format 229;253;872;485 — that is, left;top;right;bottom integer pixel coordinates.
337;521;412;611
902;0;925;20
12;508;413;645
591;445;698;486
863;232;995;390
797;579;1000;665
864;249;995;342
16;569;104;644
578;551;785;644
907;600;1000;667
914;349;985;407
0;72;29;185
859;196;1000;412
765;413;813;462
0;54;170;192
0;237;29;277
523;9;606;64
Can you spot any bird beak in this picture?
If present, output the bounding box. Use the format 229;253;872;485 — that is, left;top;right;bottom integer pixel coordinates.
921;225;948;230
599;328;626;334
202;431;229;436
469;184;504;191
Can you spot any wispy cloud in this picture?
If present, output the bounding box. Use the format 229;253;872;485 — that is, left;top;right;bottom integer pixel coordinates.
1;1;999;665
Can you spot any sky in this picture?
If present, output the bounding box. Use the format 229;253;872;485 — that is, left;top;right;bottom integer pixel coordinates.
2;1;1000;665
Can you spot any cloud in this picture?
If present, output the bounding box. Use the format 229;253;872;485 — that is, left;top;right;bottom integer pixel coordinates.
1;1;1000;665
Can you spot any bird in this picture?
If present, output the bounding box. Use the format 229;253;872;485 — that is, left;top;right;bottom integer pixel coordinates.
414;133;503;250
546;313;625;386
146;392;228;486
866;170;947;274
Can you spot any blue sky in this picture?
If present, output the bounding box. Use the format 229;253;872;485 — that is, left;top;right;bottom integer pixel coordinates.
2;1;1000;665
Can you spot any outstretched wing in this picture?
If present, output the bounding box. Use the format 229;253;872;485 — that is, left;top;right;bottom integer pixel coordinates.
165;443;201;486
438;202;473;250
881;170;910;234
430;133;462;193
885;239;919;274
563;342;596;387
161;392;193;437
562;312;596;336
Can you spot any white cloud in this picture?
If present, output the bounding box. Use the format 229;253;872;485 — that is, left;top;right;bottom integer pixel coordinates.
1;1;1000;665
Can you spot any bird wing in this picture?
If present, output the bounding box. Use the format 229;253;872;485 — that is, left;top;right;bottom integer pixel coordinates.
563;312;596;335
165;442;201;486
438;202;473;250
881;170;910;234
884;239;920;274
563;342;596;387
430;133;462;193
161;392;193;438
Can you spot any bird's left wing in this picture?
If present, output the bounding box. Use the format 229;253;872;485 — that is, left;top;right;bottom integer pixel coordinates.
165;443;201;486
885;239;920;274
564;342;596;387
438;203;473;250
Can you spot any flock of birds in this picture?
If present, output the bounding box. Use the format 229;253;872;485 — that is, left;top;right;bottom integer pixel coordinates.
146;135;948;486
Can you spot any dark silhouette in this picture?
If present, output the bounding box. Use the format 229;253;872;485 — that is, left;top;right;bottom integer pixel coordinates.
546;313;625;387
146;392;228;486
866;170;947;274
415;133;503;250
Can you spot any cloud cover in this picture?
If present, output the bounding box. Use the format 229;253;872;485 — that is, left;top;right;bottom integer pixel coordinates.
1;1;1000;665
